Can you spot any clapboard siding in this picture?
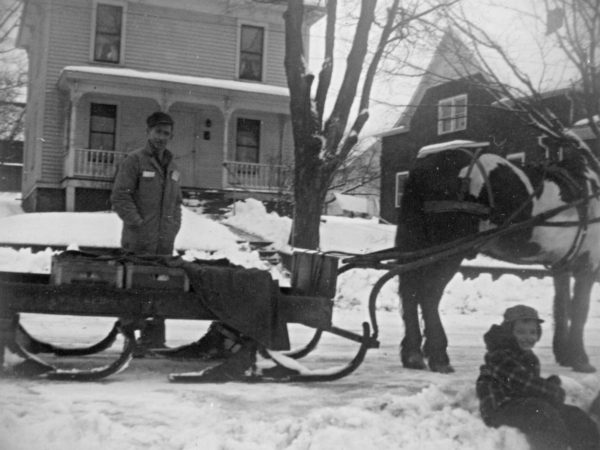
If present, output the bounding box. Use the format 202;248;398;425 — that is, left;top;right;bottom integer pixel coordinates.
23;0;301;208
123;3;289;85
125;4;236;79
265;23;287;87
39;0;91;182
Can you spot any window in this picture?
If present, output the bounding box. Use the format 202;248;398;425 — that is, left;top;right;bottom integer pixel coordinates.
438;94;467;135
89;103;117;150
239;25;264;81
236;118;260;163
93;3;123;64
395;171;409;208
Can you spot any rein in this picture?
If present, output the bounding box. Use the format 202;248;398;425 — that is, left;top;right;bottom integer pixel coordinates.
343;190;600;269
422;148;598;271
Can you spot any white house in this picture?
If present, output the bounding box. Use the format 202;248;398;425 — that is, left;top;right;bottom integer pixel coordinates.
17;0;324;212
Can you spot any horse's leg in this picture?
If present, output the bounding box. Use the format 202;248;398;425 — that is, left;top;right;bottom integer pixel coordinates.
399;257;461;373
420;257;463;373
552;272;571;367
565;268;596;373
399;270;426;370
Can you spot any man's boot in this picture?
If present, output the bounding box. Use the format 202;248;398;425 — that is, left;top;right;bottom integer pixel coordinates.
134;317;166;357
153;321;242;360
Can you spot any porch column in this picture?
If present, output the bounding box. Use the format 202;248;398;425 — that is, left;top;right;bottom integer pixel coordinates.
222;97;232;189
65;186;76;212
157;89;174;113
277;114;286;190
65;91;83;212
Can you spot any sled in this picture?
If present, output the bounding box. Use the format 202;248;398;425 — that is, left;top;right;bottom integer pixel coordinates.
0;251;380;382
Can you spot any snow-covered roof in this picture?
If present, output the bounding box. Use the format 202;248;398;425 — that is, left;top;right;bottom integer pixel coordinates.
573;115;600;127
374;125;408;138
417;140;489;158
59;66;290;98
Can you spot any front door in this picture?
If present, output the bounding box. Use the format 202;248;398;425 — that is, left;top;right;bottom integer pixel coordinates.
169;108;223;190
168;109;201;188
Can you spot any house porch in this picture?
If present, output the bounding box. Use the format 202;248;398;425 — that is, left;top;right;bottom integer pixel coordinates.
56;66;294;211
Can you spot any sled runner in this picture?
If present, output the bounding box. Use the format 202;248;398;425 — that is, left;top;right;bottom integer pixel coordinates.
0;251;379;382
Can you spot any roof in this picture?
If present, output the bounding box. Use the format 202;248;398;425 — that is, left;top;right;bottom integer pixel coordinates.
374;126;408;138
58;66;290;98
387;30;486;136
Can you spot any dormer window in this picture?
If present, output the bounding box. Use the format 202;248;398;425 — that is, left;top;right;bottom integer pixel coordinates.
438;94;467;135
93;3;123;64
239;25;264;81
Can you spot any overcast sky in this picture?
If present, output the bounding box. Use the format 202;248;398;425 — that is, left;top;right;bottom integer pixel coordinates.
306;0;578;137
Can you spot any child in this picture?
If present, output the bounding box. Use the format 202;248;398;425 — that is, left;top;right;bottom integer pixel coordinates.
476;304;600;450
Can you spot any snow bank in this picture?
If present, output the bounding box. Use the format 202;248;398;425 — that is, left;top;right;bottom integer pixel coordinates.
0;195;599;450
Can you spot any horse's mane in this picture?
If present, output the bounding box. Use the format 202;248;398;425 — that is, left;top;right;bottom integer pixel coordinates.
568;133;600;174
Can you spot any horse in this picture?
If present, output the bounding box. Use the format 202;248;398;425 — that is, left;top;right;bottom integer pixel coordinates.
395;135;600;374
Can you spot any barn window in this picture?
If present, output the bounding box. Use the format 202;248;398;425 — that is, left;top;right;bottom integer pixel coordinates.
93;3;123;64
438;94;467;135
395;171;409;208
239;25;264;81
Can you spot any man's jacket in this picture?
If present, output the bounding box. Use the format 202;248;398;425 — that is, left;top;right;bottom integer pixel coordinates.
476;324;565;424
111;143;182;255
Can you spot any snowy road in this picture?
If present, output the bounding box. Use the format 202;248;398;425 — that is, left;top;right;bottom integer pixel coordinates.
0;196;599;449
1;283;599;450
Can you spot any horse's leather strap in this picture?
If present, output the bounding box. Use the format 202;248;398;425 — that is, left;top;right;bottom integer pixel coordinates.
423;200;490;217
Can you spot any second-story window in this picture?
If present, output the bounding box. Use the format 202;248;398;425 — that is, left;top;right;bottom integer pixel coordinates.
438;94;467;135
236;118;260;163
89;103;117;150
94;3;123;64
239;25;264;81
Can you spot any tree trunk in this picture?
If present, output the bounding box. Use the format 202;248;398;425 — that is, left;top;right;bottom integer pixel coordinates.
290;147;331;249
291;179;327;249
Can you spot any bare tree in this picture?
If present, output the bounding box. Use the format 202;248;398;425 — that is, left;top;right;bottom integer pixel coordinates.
284;0;455;249
445;0;600;156
0;0;26;141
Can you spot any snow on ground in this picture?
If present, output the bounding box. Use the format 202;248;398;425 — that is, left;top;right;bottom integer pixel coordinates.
0;194;599;450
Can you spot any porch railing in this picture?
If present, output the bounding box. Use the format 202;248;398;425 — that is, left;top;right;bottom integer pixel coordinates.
223;160;291;191
64;148;127;180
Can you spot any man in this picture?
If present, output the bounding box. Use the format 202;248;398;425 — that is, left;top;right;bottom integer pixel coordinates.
111;111;182;350
111;111;239;359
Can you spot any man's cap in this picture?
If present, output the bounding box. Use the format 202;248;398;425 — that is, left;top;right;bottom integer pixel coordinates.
503;304;544;323
146;111;174;128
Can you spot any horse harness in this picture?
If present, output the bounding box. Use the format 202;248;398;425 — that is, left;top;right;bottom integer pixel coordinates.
422;147;600;271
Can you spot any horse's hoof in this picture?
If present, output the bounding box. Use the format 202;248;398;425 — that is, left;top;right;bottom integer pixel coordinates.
553;349;571;367
429;362;454;374
402;354;427;370
572;362;596;373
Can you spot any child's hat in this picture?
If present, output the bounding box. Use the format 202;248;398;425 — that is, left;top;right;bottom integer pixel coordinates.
503;304;544;323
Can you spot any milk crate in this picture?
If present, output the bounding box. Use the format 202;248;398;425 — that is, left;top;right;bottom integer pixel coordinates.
290;250;338;299
50;256;124;288
124;263;190;291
